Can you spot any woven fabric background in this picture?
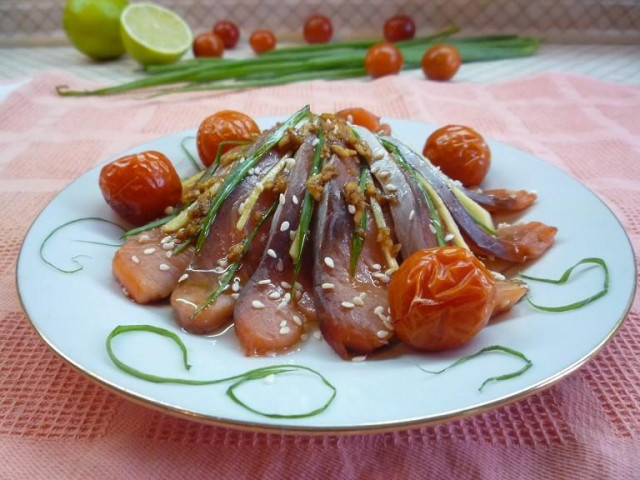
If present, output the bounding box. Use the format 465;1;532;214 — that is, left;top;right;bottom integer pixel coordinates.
0;72;639;478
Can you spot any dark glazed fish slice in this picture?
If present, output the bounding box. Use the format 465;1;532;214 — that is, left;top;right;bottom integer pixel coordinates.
463;188;537;213
234;136;317;356
313;154;393;359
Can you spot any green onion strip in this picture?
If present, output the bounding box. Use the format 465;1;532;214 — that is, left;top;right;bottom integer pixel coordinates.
180;136;201;172
106;324;337;419
350;166;369;276
196;105;310;252
418;345;533;391
121;213;178;238
520;257;610;312
40;217;125;273
381;139;446;247
201;140;252;182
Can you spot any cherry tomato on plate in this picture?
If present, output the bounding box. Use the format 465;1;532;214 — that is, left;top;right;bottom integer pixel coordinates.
421;44;461;81
99;151;182;225
364;42;403;78
192;32;224;58
196;110;260;167
389;246;496;351
249;29;277;55
213;20;240;49
303;15;333;44
423;125;491;187
336;107;391;135
383;15;415;42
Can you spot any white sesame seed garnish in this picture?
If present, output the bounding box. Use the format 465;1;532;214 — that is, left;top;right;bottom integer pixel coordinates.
429;224;437;234
373;272;390;283
267;249;277;258
162;242;175;250
283;293;291;303
178;273;189;283
409;210;415;221
131;255;140;264
444;233;455;242
160;235;172;244
353;297;364;306
341;301;355;309
159;263;170;271
348;204;356;215
264;374;275;384
491;271;506;281
231;293;240;300
280;221;290;232
293;315;302;326
378;170;391;179
279;193;286;205
346;114;354;123
269;291;282;300
301;333;309;341
324;257;335;269
217;258;229;267
312;138;320;146
277;301;287;311
164;206;174;215
258;279;271;285
371;164;380;174
372;263;381;271
313;330;322;340
276;259;284;272
295;290;302;300
280;326;291;335
138;234;150;243
292;195;299;205
386;184;398;192
376;330;389;339
122;287;129;297
352;356;366;362
248;168;255;175
213;267;225;274
232;282;241;292
143;248;156;255
165;251;173;258
294;282;303;291
373;151;385;160
374;306;384;315
321;283;335;290
280;281;292;289
279;320;288;327
251;300;265;309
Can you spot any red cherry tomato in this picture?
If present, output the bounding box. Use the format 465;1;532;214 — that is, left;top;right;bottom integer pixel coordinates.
364;42;403;78
213;20;240;49
389;246;496;351
423;125;491;187
303;15;333;44
192;32;224;58
421;44;461;81
336;107;391;135
383;15;415;42
99;151;182;225
249;29;277;55
196;111;260;167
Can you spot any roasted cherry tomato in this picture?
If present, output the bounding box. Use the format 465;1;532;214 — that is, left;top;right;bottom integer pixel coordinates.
249;29;276;54
303;15;333;44
192;32;224;58
336;107;391;135
421;44;461;81
383;15;415;42
364;42;403;78
196;110;260;167
213;20;240;49
389;246;496;351
423;125;491;186
99;151;182;225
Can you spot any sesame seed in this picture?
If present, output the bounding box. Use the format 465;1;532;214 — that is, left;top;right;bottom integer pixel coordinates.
165;251;172;258
321;283;335;290
280;326;291;335
429;224;437;234
346;114;354;123
258;279;271;285
359;292;367;299
276;259;284;272
231;293;240;300
374;306;384;315
348;204;356;215
312;138;320;146
294;282;303;290
131;255;140;264
248;168;255;175
444;233;455;242
386;184;398;192
491;271;506;281
283;293;291;303
292;195;299;205
279;193;286;205
373;272;390;283
252;300;265;309
293;315;302;326
160;235;172;244
301;333;309;341
143;248;156;255
217;258;229;267
162;242;175;250
213;267;225;274
277;301;287;311
378;170;391;179
351;356;366;362
267;249;277;258
313;331;322;340
164;206;174;215
264;374;275;384
159;264;170;271
371;164;380;174
280;281;292;289
269;291;282;300
280;221;290;232
285;157;295;169
341;301;355;309
376;330;389;339
373;151;385;160
295;290;302;300
232;282;241;292
372;263;381;271
178;273;189;283
353;297;364;306
279;320;287;327
409;210;415;221
138;234;150;243
324;257;335;268
122;287;130;297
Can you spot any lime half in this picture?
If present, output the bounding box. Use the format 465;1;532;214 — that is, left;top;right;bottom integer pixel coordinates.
120;3;192;66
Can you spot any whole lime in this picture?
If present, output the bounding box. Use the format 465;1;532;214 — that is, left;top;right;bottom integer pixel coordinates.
63;0;129;60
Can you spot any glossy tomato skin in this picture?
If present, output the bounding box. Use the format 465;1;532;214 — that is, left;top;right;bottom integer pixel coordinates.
421;44;461;81
196;110;260;167
336;107;391;135
384;15;415;42
364;42;404;78
303;15;333;44
99;151;182;226
389;246;496;351
213;21;240;49
249;29;276;54
192;32;224;58
423;125;491;186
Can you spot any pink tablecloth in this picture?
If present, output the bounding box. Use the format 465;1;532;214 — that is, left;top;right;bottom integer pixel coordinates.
1;72;639;479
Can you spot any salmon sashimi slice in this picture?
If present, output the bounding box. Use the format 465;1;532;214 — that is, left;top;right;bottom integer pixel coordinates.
170;150;282;334
234;136;317;355
112;228;194;304
464;188;537;213
313;155;394;359
492;278;528;316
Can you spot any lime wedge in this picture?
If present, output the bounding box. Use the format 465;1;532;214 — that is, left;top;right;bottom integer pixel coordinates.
120;3;192;66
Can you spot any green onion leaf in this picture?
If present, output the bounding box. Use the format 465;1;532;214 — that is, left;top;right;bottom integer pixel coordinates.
350;166;369;276
40;217;125;273
418;345;533;391
106;324;336;418
520;257;609;312
196;105;310;252
121;213;178;238
180;136;201;172
200;140;252;182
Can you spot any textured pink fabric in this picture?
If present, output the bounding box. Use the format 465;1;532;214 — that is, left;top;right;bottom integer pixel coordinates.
1;72;639;479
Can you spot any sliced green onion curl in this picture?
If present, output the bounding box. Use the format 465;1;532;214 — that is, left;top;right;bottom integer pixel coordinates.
418;345;533;391
106;324;336;419
520;257;609;312
350;166;369;277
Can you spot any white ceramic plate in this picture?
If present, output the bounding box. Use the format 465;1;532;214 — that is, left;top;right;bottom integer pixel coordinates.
17;117;636;434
